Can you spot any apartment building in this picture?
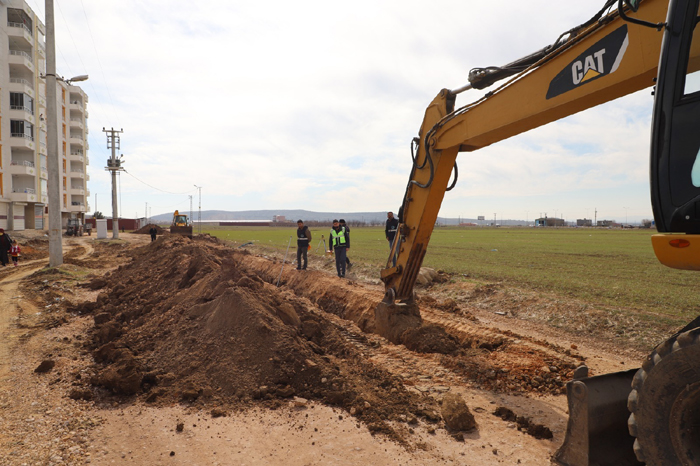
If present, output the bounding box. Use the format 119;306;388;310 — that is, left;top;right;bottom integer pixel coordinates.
0;0;89;231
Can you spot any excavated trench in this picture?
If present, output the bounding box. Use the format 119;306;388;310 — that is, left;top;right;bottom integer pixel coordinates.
69;234;581;443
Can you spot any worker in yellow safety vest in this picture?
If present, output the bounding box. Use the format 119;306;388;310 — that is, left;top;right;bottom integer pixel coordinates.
329;219;349;278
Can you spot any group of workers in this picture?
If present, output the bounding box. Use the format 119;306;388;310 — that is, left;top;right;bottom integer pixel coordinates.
295;212;400;278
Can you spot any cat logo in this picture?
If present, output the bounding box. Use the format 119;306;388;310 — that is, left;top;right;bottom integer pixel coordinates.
546;25;629;100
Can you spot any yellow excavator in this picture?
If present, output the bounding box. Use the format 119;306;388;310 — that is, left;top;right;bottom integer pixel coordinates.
378;0;700;464
170;210;193;238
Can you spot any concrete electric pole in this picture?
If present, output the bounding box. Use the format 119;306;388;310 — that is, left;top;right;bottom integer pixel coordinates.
45;0;62;266
103;128;123;239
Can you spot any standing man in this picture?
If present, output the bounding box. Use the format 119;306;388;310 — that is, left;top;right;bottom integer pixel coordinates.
329;219;349;278
0;229;10;266
338;219;352;270
296;220;312;270
386;211;400;266
149;226;158;242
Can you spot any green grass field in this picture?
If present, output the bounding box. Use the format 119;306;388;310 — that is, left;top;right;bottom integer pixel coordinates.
203;225;700;326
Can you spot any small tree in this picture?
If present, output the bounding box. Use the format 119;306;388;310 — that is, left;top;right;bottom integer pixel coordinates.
93;211;105;219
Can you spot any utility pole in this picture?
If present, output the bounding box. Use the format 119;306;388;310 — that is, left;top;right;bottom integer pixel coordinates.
103;128;123;239
194;185;202;235
45;0;62;267
595;207;598;227
189;195;193;225
145;202;148;223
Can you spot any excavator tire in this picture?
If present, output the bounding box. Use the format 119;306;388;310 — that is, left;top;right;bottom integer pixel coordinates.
627;326;700;465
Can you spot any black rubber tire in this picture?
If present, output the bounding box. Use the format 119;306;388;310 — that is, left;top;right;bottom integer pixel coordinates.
627;326;700;465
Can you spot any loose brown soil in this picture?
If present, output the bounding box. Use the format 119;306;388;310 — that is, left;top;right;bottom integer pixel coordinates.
0;231;649;465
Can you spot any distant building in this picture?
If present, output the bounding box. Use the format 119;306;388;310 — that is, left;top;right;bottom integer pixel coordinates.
535;217;565;227
272;215;286;223
597;220;615;227
576;218;593;227
0;0;90;231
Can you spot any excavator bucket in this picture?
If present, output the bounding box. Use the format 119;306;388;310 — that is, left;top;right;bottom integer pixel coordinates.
555;368;642;466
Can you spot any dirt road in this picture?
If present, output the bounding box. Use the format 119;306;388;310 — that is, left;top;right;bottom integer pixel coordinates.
0;232;647;465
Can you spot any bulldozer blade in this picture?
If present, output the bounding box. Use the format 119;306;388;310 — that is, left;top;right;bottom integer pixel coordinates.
555;369;642;466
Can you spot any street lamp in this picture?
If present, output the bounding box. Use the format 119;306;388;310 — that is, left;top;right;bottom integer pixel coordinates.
623;207;629;226
63;74;88;84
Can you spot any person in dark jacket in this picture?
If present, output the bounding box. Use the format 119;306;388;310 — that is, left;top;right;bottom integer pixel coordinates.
0;229;11;266
149;226;158;242
296;220;312;270
329;219;349;277
339;219;352;270
385;212;399;266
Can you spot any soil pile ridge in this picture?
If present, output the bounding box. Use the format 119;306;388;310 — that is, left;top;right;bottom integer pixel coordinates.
74;235;440;442
133;223;166;235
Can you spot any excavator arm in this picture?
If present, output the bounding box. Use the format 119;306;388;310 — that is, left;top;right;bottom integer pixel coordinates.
381;0;696;304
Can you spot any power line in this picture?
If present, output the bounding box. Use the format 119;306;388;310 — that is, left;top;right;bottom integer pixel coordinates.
77;0;119;119
122;168;197;196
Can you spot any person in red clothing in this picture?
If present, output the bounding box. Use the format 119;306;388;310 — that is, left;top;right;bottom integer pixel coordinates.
10;240;20;267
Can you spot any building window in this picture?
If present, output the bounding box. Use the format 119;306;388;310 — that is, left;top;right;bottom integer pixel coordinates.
63;176;66;189
61;88;65;103
62;123;66;137
10;92;34;115
62;141;66;155
62;106;65;121
10;120;34;140
63;194;66;207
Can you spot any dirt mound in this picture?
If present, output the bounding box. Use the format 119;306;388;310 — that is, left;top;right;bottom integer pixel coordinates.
73;235;440;443
133;223;166;235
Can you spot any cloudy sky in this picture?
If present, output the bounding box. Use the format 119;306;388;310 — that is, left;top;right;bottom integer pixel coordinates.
34;0;657;223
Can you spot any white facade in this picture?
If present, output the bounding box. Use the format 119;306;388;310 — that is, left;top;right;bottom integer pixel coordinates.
0;0;89;231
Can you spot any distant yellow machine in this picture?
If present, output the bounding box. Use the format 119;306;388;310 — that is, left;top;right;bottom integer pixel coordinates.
170;210;193;238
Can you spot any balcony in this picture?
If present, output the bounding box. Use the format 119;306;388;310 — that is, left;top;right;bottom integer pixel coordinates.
70;137;84;148
70;169;85;179
69;187;85;195
40;169;48;180
8;50;34;73
69;101;84;113
10;133;35;150
69;153;85;163
7;21;32;45
69;118;84;129
8;160;36;176
10;187;38;203
9;106;35;125
8;77;34;98
69;202;86;213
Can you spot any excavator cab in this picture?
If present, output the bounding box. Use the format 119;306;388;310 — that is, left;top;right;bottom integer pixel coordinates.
650;0;700;269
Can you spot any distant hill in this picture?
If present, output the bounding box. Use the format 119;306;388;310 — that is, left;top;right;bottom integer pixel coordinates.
150;209;529;226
